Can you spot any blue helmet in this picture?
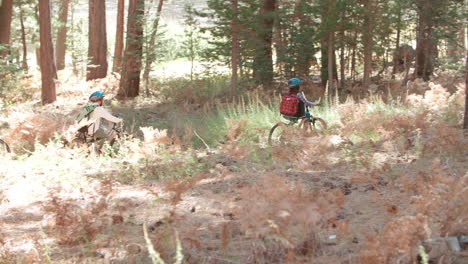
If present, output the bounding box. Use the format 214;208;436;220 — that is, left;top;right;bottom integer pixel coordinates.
89;91;105;102
288;78;301;87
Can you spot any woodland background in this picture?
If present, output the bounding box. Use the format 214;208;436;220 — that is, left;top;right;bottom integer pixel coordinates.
0;0;467;263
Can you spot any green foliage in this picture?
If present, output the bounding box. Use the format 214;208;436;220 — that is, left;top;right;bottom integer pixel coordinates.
182;3;203;80
158;74;230;104
0;45;25;105
68;11;88;76
197;0;277;84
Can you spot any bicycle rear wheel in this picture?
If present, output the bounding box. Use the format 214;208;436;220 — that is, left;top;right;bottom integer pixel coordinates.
0;139;11;154
268;122;286;145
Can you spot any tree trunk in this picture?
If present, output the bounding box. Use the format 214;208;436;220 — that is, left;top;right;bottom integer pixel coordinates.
350;28;357;81
392;8;401;77
118;0;144;98
0;0;13;60
415;0;435;81
113;0;125;73
464;32;468;129
252;0;276;88
321;0;336;90
56;0;70;71
231;0;240;95
142;0;164;95
362;0;374;90
38;0;57;104
86;0;108;81
339;6;346;90
19;7;28;70
70;0;78;75
273;0;284;76
327;28;335;94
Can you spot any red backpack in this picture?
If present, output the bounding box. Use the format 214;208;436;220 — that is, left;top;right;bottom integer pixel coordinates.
280;93;299;115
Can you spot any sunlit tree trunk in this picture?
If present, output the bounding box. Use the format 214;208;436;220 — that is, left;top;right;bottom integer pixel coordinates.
464;45;468;129
0;0;13;60
19;6;28;70
113;0;125;73
231;0;240;95
86;0;108;80
142;0;164;95
38;0;57;104
118;0;144;98
56;0;70;71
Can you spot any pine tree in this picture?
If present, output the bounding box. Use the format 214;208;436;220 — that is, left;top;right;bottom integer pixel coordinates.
412;0;463;80
19;3;28;70
38;0;57;104
0;0;13;60
230;0;240;94
86;0;108;81
118;0;145;98
113;0;125;73
56;0;70;71
142;0;165;95
362;0;376;90
252;0;276;87
464;48;467;129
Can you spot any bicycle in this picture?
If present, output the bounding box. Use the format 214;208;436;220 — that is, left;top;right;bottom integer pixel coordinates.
0;122;11;154
268;106;327;145
72;121;126;153
0;138;10;154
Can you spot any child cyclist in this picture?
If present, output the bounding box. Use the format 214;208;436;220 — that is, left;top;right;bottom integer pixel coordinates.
75;91;124;150
280;78;318;119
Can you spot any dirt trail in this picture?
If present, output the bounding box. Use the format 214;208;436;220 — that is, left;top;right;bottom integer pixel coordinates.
0;155;440;264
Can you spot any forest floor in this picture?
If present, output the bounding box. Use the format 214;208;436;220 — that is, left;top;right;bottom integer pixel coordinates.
0;69;467;264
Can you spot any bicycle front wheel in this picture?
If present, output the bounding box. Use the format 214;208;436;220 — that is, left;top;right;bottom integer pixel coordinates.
312;117;327;131
0;139;11;154
302;118;327;136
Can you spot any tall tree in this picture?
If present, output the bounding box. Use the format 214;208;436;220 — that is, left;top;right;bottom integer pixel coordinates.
337;0;347;90
38;0;57;104
0;0;13;60
19;5;28;70
142;0;165;95
86;0;108;81
320;0;337;90
392;0;404;76
231;0;240;94
414;0;437;81
112;0;125;73
362;0;375;89
464;43;468;129
118;0;144;98
252;0;276;87
293;0;316;77
56;0;70;71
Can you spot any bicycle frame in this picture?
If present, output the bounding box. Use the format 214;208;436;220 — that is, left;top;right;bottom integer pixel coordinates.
268;105;327;145
283;106;315;126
